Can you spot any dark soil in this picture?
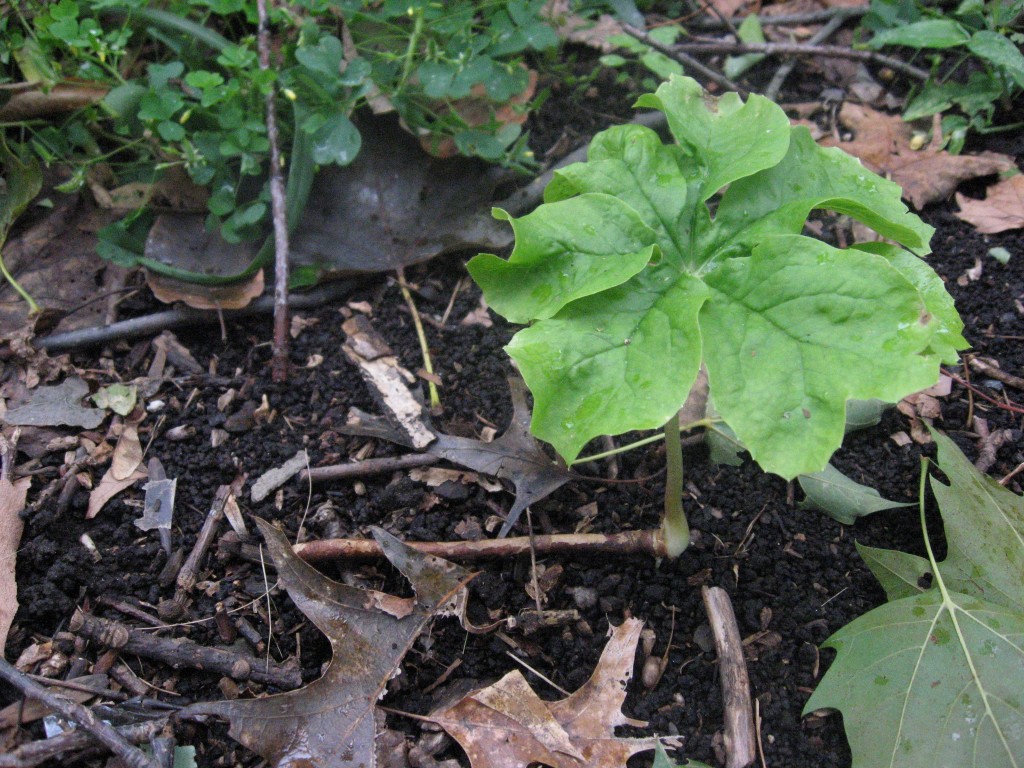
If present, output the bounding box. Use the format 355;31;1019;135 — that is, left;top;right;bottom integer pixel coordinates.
3;50;1024;768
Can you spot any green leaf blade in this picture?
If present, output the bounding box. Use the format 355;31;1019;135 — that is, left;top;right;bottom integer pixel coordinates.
702;236;940;479
799;464;912;525
806;591;1024;768
467;197;659;324
635;76;791;201
713;128;934;256
508;270;708;463
857;542;930;601
543;125;692;265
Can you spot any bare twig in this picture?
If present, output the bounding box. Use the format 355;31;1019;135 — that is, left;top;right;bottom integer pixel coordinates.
702;586;756;768
623;24;746;94
690;6;867;28
0;657;159;768
0;719;166;768
672;40;929;81
288;529;668;562
158;479;244;620
968;356;1024;391
256;0;290;382
69;609;301;689
300;453;439;483
765;12;850;102
35;281;358;353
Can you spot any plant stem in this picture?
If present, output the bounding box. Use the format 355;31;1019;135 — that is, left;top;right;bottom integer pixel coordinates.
398;7;425;89
397;268;441;409
569;417;716;465
0;254;39;314
661;410;690;557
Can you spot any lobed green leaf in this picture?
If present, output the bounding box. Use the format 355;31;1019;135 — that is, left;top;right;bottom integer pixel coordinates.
471;75;965;470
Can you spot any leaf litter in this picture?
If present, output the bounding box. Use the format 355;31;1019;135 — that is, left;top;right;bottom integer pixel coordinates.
185;523;677;767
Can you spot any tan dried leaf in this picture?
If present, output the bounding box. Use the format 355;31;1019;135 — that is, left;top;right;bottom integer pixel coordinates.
428;619;675;766
955;173;1024;233
821;104;1015;209
87;466;147;519
0;475;31;654
110;422;143;481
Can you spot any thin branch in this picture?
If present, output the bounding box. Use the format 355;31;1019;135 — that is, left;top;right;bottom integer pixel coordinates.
702;586;756;768
34;280;357;353
300;453;439;483
274;529;668;563
256;0;291;382
622;24;746;95
765;11;851;102
690;6;867;28
673;40;930;81
0;657;160;768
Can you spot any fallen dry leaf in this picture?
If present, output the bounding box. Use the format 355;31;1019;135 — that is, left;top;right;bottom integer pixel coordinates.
3;377;105;429
543;1;624;52
821;103;1015;209
428;618;674;766
87;466;147;520
0;475;31;654
182;519;473;768
110;420;143;481
955;173;1024;233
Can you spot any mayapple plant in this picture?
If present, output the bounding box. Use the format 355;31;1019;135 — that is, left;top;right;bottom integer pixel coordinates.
469;75;967;557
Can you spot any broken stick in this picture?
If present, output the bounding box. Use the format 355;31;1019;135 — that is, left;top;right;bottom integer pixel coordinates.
69;610;301;689
702;586;756;768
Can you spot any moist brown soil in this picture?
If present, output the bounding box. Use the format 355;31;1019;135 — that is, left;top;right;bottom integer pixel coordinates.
3;53;1024;768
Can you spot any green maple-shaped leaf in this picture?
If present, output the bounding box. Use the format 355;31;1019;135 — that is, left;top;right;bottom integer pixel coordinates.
469;75;964;476
805;431;1024;768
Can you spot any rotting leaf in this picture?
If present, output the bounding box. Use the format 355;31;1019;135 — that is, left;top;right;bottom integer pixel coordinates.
342;378;573;537
431;378;573;537
288;115;512;283
798;463;912;525
428;618;679;766
3;378;105;429
182;519;474;768
86;466;147;520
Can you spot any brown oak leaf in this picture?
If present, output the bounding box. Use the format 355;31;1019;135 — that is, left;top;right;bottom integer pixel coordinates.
182;519;474;768
821;103;1015;209
955;173;1024;233
428;618;676;766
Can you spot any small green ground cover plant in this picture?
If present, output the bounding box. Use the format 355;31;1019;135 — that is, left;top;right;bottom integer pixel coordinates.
470;74;967;555
860;0;1024;151
806;429;1024;767
1;0;557;284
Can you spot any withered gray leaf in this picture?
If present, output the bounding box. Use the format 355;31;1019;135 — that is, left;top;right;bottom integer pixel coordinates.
3;377;105;429
182;519;473;768
289;115;512;278
341;378;573;537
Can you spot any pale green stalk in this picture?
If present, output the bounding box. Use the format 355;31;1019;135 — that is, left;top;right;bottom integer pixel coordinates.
661;410;690;557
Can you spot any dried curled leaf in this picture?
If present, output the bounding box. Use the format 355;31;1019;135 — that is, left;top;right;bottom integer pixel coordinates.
428;618;677;767
182;520;473;768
